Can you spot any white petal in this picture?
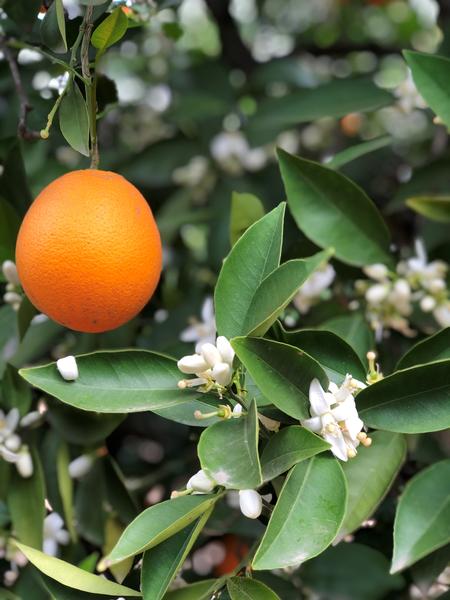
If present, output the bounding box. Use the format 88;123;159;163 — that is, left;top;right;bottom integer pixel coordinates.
201;297;215;323
0;446;20;463
186;469;216;493
212;363;232;386
55;530;70;545
44;512;64;535
365;283;389;305
309;379;331;416
5;408;20;433
177;354;209;374
301;416;322;433
68;455;94;479
216;336;235;366
200;343;222;368
179;325;201;343
363;264;388;281
345;415;364;441
20;411;41;428
2;260;20;286
331;396;356;421
56;356;79;381
323;431;348;462
239;489;263;519
43;538;58;557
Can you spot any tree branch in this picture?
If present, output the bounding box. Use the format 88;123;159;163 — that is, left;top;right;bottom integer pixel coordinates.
0;37;41;141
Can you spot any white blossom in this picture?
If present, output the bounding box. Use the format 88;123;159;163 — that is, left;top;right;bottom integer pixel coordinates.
239;489;263;519
2;260;20;286
186;469;216;494
68;454;95;479
292;264;335;314
0;409;34;478
180;297;216;353
363;263;389;282
210;131;268;174
434;301;450;328
56;356;79;381
178;336;235;389
43;513;70;557
394;70;427;114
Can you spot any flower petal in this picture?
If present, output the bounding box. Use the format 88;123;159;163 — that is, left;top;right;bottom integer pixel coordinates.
309;379;331;416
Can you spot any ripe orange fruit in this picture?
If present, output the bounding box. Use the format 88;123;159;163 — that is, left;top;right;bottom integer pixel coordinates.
16;170;162;333
213;535;249;576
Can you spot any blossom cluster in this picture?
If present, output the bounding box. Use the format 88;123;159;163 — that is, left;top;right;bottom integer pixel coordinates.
2;260;22;312
177;336;235;389
0;408;39;478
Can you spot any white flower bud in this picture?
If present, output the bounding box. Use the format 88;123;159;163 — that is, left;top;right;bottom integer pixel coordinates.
232;404;243;418
200;343;222;368
420;295;437;313
239;489;263;519
434;303;450;328
212;362;232;386
16;450;33;478
68;454;94;479
3;291;22;305
428;278;446;293
4;434;21;452
186;469;216;493
393;279;411;301
365;283;389;304
216;336;235;366
56;356;79;381
2;260;20;286
4;569;19;587
363;264;388;281
20;411;42;428
177;354;209;375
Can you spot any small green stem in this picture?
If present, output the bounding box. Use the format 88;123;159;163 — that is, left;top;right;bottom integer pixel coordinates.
80;5;99;169
40;80;69;139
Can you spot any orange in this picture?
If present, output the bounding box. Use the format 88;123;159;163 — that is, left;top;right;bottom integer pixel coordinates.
213;535;249;576
16;170;162;333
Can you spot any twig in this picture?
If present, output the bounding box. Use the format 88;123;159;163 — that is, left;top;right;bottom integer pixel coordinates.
81;5;99;169
0;37;40;141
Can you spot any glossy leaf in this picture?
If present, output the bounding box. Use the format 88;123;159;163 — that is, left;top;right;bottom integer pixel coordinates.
215;205;284;339
232;337;328;420
227;577;281;600
261;426;330;481
406;195;450;223
57;442;77;542
17;296;38;341
105;494;219;565
320;312;374;365
391;459;450;572
20;350;205;413
404;51;450;129
278;149;392;266
164;581;216;599
142;509;212;600
59;81;90;157
1;363;32;415
358;360;450;433
327;136;392;170
0;198;20;265
338;431;406;540
198;399;262;489
0;306;17;378
14;542;141;596
280;328;366;384
253;456;347;570
91;7;128;51
230;192;265;246
41;0;67;52
396;328;450;370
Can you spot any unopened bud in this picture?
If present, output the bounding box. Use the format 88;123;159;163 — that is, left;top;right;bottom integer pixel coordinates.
200;343;222;368
232;404;243;418
365;283;389;305
16;449;33;478
363;264;388;282
3;291;22;305
212;362;232;386
40;129;49;139
216;336;235;365
239;489;263;519
56;355;79;381
68;454;94;479
186;469;216;493
2;260;20;286
177;354;209;375
420;295;437;312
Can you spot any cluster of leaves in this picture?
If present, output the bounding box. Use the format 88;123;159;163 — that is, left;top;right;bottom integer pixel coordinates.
0;1;449;599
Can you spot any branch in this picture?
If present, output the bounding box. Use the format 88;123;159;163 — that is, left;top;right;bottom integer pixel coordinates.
0;37;41;140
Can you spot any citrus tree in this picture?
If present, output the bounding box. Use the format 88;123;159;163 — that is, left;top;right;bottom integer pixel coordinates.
0;1;449;599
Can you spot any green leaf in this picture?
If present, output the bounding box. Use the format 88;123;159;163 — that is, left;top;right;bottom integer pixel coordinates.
396;328;450;370
142;509;212;600
1;364;32;415
227;577;281;600
0;198;20;265
320;313;374;365
20;350;206;414
252;456;347;570
230;192;265;247
40;0;67;52
198;399;262;489
164;581;216;599
278;149;392;267
327;136;392;170
162;22;184;41
338;431;406;540
91;7;128;51
40;573;114;600
261;426;330;481
56;442;77;542
358;360;450;433
55;0;68;50
232;337;328;420
103;457;137;525
14;542;141;596
17;296;38;341
59;81;90;157
280;328;366;384
215;205;284;339
411;544;450;597
301;543;404;600
7;449;46;549
246;78;392;145
105;494;219;565
391;459;450;573
404;51;450;129
0;305;17;378
406;195;450;223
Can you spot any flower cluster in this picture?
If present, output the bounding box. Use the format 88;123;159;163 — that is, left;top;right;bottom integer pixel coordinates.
0;408;40;478
292;263;335;316
210;131;268;175
2;260;22;312
357;241;449;339
0;538;27;587
179;297;216;352
43;512;70;557
302;376;371;462
177;336;235;389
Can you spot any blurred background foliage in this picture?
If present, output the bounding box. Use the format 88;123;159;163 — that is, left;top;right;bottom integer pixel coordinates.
0;1;450;598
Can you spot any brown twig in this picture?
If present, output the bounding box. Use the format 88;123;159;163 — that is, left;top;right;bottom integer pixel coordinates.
80;5;99;169
0;37;41;141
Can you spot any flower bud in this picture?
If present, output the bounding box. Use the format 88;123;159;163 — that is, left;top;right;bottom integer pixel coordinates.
177;354;209;375
2;260;20;286
232;404;243;418
434;303;450;328
200;343;222;368
363;264;388;281
216;336;235;365
3;291;22;305
239;489;262;519
16;450;33;478
20;411;42;428
4;434;21;452
420;295;436;313
56;355;79;381
68;454;94;479
393;279;411;301
212;362;232;386
186;469;216;493
365;284;389;304
428;278;446;293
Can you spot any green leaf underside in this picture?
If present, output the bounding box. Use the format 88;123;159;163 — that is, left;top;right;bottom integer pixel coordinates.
391;459;450;573
357;360;450;433
327;136;392;169
20;350;205;413
59;82;90;156
338;431;406;540
230;192;265;247
261;426;330;481
164;580;216;599
227;577;281;599
14;542;140;596
396;328;450;370
320;312;374;365
91;6;128;51
198;399;262;489
232;337;328;420
406;196;450;223
106;494;218;564
252;456;347;570
278;149;392;267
